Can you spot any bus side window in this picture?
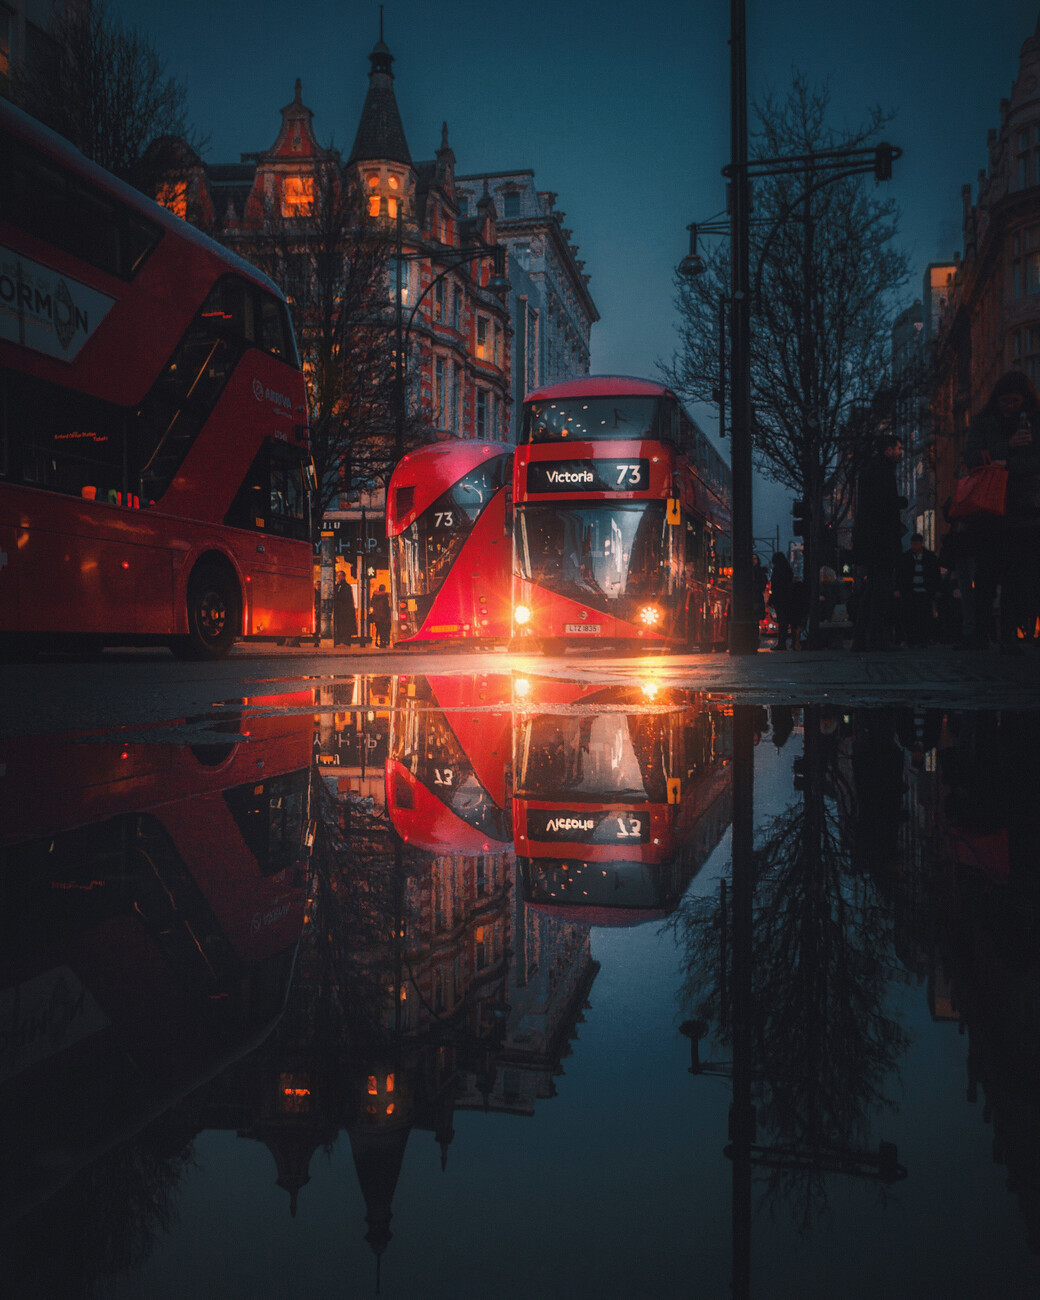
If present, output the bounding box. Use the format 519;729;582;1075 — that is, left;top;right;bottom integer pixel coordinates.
4;371;127;502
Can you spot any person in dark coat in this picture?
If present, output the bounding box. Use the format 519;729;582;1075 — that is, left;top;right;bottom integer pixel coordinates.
333;572;356;647
768;552;794;650
370;583;392;648
851;435;906;651
751;553;768;644
963;369;1040;652
895;533;942;646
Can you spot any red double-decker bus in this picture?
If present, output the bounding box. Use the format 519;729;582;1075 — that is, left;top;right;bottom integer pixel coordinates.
512;376;731;653
387;440;513;646
512;681;733;926
386;673;513;853
0;707;314;1222
0;101;314;659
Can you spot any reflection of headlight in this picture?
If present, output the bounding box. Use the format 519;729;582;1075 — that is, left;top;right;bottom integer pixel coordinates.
514;605;531;625
639;605;661;625
641;681;659;699
515;678;530;698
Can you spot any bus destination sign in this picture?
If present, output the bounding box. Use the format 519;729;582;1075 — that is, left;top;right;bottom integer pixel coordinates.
526;458;650;494
526;808;649;844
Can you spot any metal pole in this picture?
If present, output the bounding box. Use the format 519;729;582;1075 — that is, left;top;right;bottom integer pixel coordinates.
730;703;755;1300
728;0;757;654
718;294;727;442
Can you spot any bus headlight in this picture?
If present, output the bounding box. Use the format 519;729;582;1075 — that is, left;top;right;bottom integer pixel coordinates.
639;605;661;626
515;678;530;698
514;605;531;625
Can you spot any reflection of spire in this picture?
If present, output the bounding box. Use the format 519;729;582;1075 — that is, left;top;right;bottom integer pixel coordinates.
263;1131;322;1217
347;1123;411;1268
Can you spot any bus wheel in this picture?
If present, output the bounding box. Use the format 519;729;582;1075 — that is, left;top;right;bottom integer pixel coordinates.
174;563;240;660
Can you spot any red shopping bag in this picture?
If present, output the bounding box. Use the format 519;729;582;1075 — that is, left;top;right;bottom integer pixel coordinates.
947;455;1008;520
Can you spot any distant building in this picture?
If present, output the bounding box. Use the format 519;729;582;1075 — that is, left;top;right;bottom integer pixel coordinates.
455;171;598;439
932;16;1040;511
160;37;513;454
0;0;60;102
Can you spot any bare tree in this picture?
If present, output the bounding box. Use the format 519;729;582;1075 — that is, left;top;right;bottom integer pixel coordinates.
15;0;204;196
663;76;918;637
237;166;434;529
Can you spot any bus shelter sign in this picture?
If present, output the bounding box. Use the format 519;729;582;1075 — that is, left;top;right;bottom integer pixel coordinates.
0;245;115;362
526;458;650;493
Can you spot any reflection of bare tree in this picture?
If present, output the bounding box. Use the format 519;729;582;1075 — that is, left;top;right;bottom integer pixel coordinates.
674;707;910;1228
0;1129;195;1298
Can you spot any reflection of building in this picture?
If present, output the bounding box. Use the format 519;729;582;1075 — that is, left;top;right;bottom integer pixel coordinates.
932;17;1040;512
455;171;598;439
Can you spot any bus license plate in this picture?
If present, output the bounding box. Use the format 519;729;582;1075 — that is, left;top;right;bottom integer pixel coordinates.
564;623;601;634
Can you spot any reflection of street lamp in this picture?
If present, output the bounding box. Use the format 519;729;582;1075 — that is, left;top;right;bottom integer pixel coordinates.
393;209;510;458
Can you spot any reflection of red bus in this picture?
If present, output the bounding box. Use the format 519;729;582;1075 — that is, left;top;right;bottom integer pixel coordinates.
0;101;314;658
512;682;732;925
0;709;314;1223
386;674;513;853
387;441;513;646
512;377;731;653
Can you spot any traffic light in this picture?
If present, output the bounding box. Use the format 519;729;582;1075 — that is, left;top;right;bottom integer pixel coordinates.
792;499;808;538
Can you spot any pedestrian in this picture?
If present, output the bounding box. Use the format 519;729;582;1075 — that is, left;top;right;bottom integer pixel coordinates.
333;571;356;647
851;434;907;651
370;583;392;648
963;369;1040;653
768;552;794;650
751;553;768;644
938;478;987;647
894;532;941;646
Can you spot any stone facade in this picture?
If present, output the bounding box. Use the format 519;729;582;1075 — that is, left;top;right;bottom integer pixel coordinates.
160;42;513;450
932;18;1040;512
455;171;598;440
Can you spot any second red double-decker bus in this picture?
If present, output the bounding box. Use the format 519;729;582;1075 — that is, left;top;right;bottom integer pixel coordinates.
387;440;513;646
0;101;314;659
512;376;731;653
512;681;733;926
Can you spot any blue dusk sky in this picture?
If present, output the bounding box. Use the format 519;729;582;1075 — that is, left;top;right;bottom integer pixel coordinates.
115;0;1040;540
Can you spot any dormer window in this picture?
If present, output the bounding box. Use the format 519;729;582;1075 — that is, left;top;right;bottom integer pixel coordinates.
282;175;314;217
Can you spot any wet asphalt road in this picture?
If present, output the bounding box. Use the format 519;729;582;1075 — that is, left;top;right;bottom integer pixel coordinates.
2;641;1038;739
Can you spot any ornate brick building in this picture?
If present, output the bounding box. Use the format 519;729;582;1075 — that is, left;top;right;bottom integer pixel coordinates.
162;37;513;449
932;17;1040;509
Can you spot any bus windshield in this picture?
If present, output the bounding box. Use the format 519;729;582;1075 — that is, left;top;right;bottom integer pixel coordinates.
516;501;675;618
392;454;509;601
523;396;664;443
516;712;671;804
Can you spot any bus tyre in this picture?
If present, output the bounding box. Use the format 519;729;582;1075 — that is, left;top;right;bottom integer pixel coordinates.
174;563;240;660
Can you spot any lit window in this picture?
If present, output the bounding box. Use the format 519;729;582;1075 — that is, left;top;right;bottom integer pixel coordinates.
156;181;187;218
388;174;399;190
476;316;488;359
387;196;398;220
282;174;314;217
369;194;381;218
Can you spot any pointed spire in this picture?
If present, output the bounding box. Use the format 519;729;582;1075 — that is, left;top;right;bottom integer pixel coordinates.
348;22;411;165
441;121;449;151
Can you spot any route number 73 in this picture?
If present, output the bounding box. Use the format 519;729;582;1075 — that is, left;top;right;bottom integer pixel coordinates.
615;464;642;486
434;511;454;528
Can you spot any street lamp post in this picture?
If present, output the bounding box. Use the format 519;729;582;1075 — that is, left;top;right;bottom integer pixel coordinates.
681;1;900;655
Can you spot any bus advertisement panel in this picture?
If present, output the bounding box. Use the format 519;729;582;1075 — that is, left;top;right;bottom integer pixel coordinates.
387;441;513;646
0;100;314;658
512;377;731;653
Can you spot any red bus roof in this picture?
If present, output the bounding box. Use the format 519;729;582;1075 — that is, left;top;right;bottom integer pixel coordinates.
387;439;513;535
524;375;677;403
0;98;286;302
